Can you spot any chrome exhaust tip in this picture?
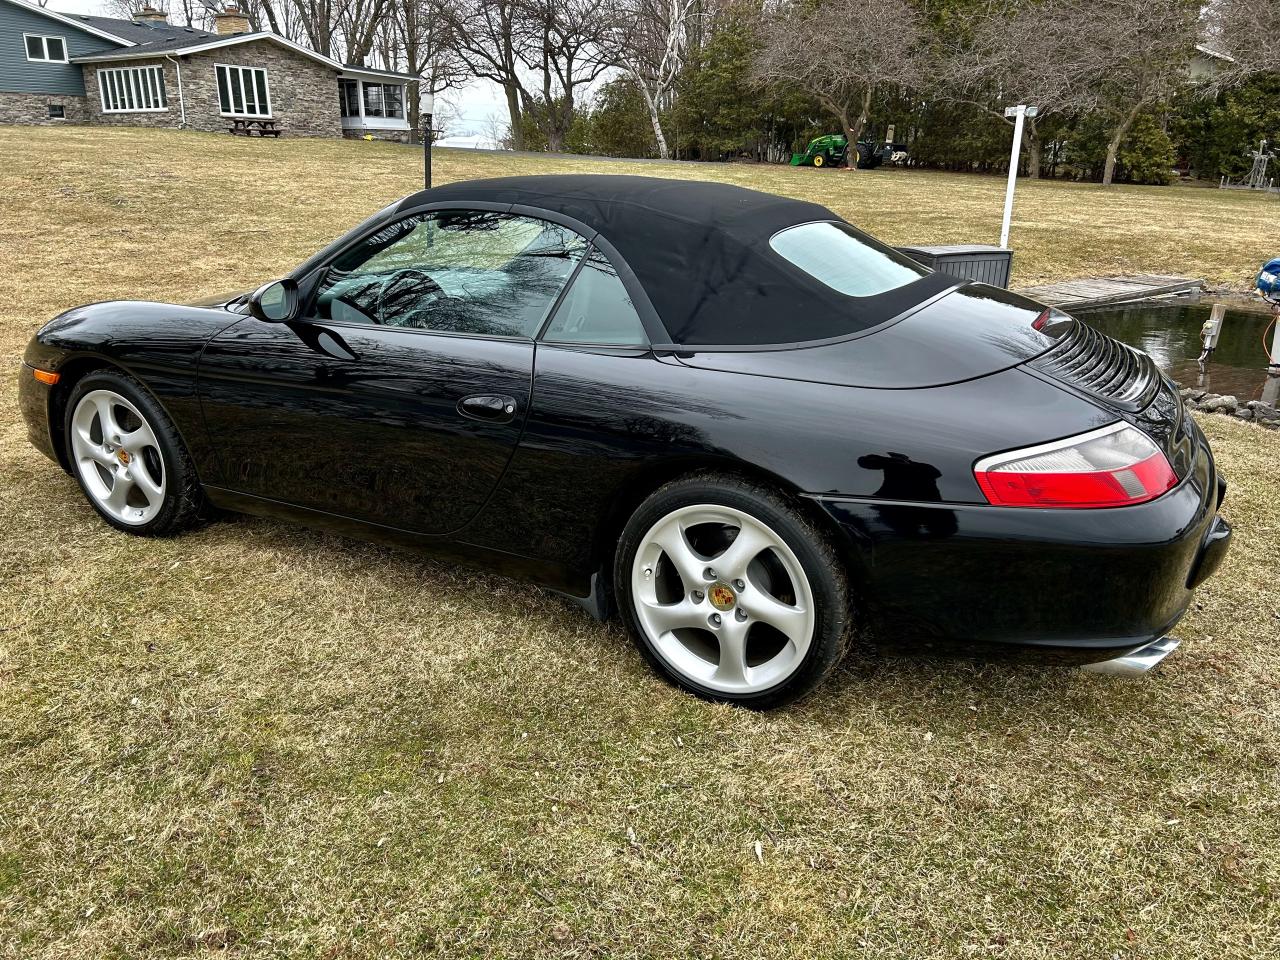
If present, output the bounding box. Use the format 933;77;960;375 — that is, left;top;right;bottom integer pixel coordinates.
1081;636;1181;677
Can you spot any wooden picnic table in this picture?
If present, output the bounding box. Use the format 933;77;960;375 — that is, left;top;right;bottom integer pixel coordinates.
228;118;281;138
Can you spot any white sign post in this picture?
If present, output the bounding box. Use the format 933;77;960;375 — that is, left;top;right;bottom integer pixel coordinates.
1000;104;1037;249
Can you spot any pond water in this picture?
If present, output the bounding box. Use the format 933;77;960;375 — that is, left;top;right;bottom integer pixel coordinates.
1079;299;1279;404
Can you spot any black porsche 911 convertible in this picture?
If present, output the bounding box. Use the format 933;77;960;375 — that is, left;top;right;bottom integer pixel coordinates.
19;175;1231;707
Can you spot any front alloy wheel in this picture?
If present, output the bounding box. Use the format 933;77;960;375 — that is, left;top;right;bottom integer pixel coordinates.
70;389;167;526
64;369;205;536
616;476;851;708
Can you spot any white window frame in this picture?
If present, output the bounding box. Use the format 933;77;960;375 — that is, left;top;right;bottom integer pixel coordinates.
97;65;169;114
24;34;69;63
215;63;272;119
338;77;410;130
360;81;404;120
338;78;359;118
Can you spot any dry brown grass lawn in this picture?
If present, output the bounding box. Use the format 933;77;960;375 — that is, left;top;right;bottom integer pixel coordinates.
1;127;1278;958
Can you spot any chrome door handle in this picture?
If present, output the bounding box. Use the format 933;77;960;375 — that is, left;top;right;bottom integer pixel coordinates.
457;394;518;423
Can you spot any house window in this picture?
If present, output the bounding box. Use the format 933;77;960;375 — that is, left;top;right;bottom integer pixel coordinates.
25;34;68;63
216;64;271;117
339;79;359;118
98;65;168;113
361;83;404;120
48;104;65;119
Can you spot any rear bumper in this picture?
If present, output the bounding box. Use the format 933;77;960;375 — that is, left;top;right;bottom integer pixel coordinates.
812;430;1229;665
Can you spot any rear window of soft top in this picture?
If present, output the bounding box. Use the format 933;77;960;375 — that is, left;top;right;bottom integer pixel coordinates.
769;221;930;298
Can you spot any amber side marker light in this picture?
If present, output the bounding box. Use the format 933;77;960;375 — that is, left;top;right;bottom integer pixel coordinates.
31;368;60;385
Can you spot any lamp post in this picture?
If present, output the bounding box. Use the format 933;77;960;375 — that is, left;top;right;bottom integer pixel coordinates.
1000;104;1037;249
420;85;434;190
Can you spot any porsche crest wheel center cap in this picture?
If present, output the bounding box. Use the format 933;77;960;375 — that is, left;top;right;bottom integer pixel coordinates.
708;582;737;612
116;448;131;465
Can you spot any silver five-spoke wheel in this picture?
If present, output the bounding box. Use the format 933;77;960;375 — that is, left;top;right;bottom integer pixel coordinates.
631;504;816;695
70;389;166;526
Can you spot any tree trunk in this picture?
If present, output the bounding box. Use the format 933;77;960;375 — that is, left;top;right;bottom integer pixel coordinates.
1026;119;1041;180
505;84;524;152
259;0;282;34
1102;103;1143;186
638;82;669;160
841;86;873;169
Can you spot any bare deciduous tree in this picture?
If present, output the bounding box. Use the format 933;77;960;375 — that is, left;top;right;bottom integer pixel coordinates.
436;0;533;148
243;0;312;40
1073;0;1200;185
519;0;615;152
1207;0;1280;78
938;0;1204;185
752;0;927;168
938;0;1100;179
287;0;345;56
604;0;699;159
371;0;467;133
336;0;393;63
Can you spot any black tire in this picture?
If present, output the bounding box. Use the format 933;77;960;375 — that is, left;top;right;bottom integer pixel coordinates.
614;474;852;709
63;369;205;536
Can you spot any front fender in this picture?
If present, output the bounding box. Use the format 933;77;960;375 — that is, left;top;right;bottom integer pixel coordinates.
21;300;243;484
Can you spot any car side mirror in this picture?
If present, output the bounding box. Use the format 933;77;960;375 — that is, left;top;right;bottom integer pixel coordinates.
248;279;299;323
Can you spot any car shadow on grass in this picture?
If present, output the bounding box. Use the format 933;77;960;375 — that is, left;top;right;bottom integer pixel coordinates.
196;512;1175;735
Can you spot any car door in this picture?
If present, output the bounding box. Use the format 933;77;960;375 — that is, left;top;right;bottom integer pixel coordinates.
196;207;589;535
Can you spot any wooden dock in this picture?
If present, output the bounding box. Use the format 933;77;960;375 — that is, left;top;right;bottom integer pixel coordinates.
1015;275;1205;310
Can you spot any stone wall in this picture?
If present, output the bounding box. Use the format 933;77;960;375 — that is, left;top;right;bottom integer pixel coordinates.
0;91;89;125
180;41;342;138
342;126;411;143
81;40;342;138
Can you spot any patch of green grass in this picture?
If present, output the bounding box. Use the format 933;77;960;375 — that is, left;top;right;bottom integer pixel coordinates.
1;127;1279;958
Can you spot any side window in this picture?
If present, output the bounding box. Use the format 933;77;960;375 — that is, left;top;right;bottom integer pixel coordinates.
313;210;588;337
541;248;647;345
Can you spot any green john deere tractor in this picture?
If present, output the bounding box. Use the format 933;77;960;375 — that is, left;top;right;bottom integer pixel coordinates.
790;134;885;169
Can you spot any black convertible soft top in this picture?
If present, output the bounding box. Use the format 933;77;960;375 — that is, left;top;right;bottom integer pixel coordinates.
396;175;955;347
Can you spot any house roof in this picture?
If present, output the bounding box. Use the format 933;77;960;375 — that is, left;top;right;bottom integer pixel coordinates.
7;1;412;80
1;0;225;46
73;32;229;61
70;28;412;80
69;13;216;46
340;63;414;82
1195;43;1235;64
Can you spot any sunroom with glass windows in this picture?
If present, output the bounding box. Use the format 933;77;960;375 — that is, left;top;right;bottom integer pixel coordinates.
338;66;411;140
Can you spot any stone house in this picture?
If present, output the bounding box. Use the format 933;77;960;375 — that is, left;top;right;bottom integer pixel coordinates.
0;0;412;139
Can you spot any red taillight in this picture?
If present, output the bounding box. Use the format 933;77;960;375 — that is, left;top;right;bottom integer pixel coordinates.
975;423;1178;508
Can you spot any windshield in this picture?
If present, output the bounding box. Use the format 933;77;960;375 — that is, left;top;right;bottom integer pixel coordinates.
769;221;930;298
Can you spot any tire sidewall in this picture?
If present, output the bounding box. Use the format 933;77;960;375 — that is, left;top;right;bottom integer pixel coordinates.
614;477;849;708
64;370;190;535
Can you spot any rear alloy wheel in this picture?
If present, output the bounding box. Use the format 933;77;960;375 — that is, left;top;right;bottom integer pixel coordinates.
64;370;204;536
615;477;851;708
